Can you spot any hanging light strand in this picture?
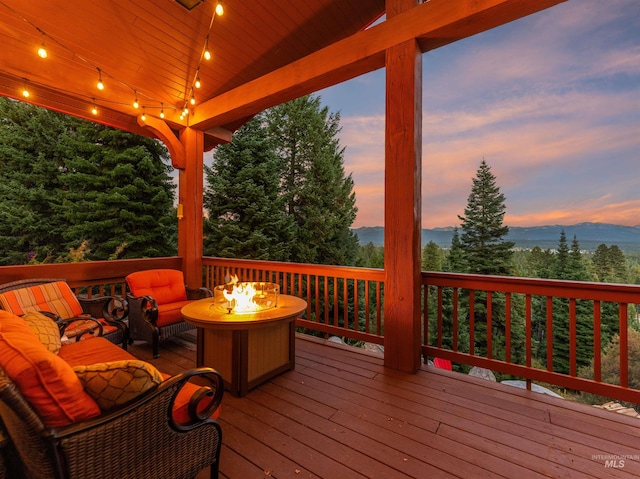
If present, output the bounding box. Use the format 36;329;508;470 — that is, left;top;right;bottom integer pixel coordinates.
1;0;224;121
184;2;223;110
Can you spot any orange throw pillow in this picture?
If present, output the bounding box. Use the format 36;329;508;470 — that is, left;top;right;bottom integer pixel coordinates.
0;311;100;427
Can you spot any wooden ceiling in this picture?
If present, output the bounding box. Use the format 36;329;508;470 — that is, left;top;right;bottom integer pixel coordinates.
0;0;384;141
0;0;565;149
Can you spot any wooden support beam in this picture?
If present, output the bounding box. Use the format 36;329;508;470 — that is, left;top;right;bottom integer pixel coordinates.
178;127;205;287
137;115;186;169
191;0;565;130
383;4;423;373
205;127;233;145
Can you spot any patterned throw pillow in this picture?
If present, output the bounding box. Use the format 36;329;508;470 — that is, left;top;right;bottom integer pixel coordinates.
21;311;62;354
73;360;163;412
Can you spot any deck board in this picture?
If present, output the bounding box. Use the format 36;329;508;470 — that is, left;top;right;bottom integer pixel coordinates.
128;332;640;479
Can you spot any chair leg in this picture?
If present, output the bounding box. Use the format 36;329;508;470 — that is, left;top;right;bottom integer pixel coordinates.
210;462;219;479
152;330;160;358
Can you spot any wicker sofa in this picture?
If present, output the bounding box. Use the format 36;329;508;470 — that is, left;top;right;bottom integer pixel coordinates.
0;309;223;479
0;278;128;349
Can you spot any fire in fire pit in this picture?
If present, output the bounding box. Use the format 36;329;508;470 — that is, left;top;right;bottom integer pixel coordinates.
212;275;279;314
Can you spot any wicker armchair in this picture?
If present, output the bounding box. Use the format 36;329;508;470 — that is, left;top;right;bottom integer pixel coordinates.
126;269;212;358
0;366;223;479
0;278;128;349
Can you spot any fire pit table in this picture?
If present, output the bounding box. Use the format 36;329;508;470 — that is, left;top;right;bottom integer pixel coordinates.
181;293;307;397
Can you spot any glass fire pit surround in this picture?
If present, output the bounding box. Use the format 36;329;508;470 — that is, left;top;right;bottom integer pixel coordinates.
212;281;279;314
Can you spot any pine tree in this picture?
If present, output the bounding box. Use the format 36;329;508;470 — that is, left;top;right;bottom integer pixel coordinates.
444;228;465;273
266;95;359;266
608;245;628;283
592;244;612;281
57;124;177;259
0;98;69;264
422;241;443;271
0;98;178;263
458;160;514;276
203;114;294;260
457;160;515;359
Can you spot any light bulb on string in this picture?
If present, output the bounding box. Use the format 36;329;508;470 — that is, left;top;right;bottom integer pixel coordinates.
141;107;146;122
22;80;30;98
160;103;165;119
190;91;196;105
91;99;98;116
133;90;139;109
37;38;47;59
215;3;223;16
96;68;104;90
203;35;212;61
195;70;201;89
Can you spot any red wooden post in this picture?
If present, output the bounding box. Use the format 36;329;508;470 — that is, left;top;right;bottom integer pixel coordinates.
384;0;423;372
178;127;205;288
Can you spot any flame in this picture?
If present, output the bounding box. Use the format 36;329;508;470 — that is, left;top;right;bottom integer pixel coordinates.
223;282;260;312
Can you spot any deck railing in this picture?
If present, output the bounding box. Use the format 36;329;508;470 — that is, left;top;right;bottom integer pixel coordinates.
422;272;640;404
202;257;385;345
1;257;638;404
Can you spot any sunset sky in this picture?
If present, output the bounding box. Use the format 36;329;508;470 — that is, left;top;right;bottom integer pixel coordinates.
317;0;639;229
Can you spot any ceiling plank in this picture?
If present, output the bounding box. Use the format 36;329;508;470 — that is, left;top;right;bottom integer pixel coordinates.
191;0;566;131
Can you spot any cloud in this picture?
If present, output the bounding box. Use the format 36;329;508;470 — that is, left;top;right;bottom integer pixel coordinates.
328;0;640;229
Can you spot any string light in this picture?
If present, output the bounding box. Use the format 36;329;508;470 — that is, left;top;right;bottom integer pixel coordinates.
141;107;146;121
37;36;47;59
6;2;226;122
203;35;212;61
96;68;104;90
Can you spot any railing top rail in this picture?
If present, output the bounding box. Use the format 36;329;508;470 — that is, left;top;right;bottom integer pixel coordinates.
0;257;183;284
422;271;640;303
203;257;384;281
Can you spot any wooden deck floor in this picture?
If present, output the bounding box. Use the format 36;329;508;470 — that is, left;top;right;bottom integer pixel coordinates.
129;332;640;479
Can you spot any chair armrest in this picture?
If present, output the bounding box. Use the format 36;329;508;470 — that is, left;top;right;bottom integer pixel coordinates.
22;311;104;340
78;296;128;322
58;317;104;340
186;286;213;300
125;293;159;324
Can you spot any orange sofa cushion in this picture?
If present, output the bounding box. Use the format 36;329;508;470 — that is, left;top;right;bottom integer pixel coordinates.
126;269;188;305
0;311;100;427
0;281;83;318
60;338;219;423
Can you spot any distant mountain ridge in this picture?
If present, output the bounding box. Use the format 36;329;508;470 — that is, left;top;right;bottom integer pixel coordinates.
353;223;640;253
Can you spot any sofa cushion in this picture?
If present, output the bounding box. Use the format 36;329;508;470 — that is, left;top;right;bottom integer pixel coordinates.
59;336;137;365
126;269;188;304
74;360;164;412
0;311;100;427
22;311;62;354
0;281;83;318
60;337;219;423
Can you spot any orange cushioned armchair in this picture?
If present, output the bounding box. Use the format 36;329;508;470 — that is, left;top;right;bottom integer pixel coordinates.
126;269;212;358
